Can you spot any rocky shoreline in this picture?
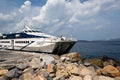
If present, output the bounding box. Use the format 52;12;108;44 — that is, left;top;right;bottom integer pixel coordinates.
0;51;120;80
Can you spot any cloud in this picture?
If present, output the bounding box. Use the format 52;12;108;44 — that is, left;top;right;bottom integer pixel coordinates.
0;0;120;40
0;0;40;32
19;0;31;13
32;0;119;37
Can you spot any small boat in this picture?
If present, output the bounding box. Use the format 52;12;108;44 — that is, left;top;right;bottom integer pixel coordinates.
0;26;76;55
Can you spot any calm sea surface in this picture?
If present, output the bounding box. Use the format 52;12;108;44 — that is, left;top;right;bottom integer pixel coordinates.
70;41;120;60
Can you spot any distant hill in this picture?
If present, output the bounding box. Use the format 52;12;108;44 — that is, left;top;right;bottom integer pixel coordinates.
78;38;120;42
109;38;120;41
78;40;89;42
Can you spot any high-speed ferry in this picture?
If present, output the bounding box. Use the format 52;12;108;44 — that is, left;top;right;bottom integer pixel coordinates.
0;26;76;55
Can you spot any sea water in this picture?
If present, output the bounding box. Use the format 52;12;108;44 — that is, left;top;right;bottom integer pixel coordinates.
70;41;120;60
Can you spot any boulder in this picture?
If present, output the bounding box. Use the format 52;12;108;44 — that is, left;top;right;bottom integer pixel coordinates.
30;58;41;69
56;63;69;78
102;55;120;66
0;78;5;80
83;75;92;80
34;74;45;80
16;63;29;70
93;76;115;80
61;52;81;62
47;64;55;73
115;77;120;80
98;65;120;77
19;72;33;80
84;62;91;67
59;77;65;80
40;54;55;65
80;67;93;76
103;59;116;67
0;69;8;76
11;78;18;80
23;67;34;74
84;58;103;68
69;75;82;80
56;69;68;78
6;68;21;78
98;76;114;80
56;64;69;78
60;56;70;62
66;64;80;75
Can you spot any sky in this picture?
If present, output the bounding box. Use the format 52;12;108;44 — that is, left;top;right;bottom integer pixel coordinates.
0;0;120;40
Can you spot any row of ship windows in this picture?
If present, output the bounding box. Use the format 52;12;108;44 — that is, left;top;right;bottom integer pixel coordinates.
0;41;30;43
0;41;10;43
15;41;30;43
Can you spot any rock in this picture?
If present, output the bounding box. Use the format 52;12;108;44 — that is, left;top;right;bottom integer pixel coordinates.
30;58;41;69
0;69;8;76
40;54;55;65
99;65;120;77
56;66;69;78
19;72;33;80
60;56;69;62
102;55;120;67
6;68;21;78
115;77;120;80
43;73;53;80
98;76;114;80
80;67;93;76
47;64;55;73
52;55;60;60
46;76;53;80
84;62;91;67
56;70;68;78
103;59;116;67
11;78;18;80
103;61;111;67
16;63;29;70
59;77;65;80
44;73;49;78
87;66;96;73
0;78;5;80
84;58;103;68
116;66;120;71
83;75;92;80
34;74;45;80
69;75;82;80
42;63;48;69
61;52;81;62
23;67;34;74
66;64;80;76
56;63;69;78
2;64;16;70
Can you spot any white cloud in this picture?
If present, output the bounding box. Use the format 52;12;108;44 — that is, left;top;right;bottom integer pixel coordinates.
32;0;112;31
0;0;120;39
19;0;31;13
0;0;40;32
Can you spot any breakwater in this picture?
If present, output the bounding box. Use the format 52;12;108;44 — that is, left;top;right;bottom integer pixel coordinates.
0;50;120;80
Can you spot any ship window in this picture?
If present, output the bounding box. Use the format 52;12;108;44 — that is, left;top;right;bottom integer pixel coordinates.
15;41;30;43
24;31;27;33
32;30;36;33
0;41;10;43
28;30;32;33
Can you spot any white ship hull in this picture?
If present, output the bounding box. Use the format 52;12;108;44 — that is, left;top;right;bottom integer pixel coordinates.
0;38;76;54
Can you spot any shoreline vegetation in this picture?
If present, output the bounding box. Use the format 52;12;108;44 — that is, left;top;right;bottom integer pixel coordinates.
0;50;120;80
